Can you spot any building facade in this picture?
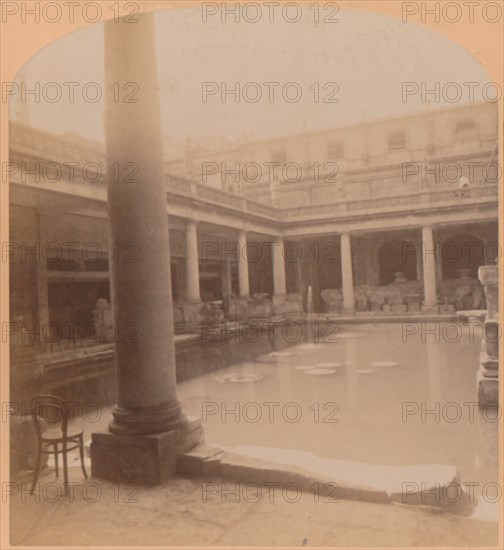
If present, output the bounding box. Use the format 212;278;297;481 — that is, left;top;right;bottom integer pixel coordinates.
8;102;499;341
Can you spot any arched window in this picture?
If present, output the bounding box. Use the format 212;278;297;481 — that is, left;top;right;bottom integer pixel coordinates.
440;234;485;280
378;239;417;286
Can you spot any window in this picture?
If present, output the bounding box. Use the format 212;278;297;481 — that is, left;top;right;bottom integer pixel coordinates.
327;140;344;159
455;119;476;141
388;130;406;151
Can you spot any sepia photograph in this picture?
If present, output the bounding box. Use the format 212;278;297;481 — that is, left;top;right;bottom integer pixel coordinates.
0;1;502;548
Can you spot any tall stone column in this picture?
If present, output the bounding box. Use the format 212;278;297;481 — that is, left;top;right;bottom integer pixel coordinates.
230;231;250;319
272;237;287;314
272;238;287;295
238;231;250;297
340;233;355;313
422;225;438;310
221;257;232;300
35;212;50;335
91;13;202;485
185;221;200;302
182;220;203;328
295;244;302;293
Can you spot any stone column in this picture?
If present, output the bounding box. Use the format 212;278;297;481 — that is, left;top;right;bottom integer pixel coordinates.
272;237;287;313
238;231;250;297
185;221;200;302
35;212;50;335
295;244;302;293
91;13;202;485
340;233;355;313
221;257;232;300
273;238;287;295
422;225;438;310
182;220;203;327
231;231;250;319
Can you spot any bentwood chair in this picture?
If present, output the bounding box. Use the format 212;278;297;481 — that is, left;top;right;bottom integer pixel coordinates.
30;395;88;495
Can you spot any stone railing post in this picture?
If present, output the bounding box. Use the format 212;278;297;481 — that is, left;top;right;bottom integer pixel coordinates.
477;265;499;407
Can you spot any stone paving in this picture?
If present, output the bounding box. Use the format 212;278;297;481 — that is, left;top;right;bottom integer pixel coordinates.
9;458;498;548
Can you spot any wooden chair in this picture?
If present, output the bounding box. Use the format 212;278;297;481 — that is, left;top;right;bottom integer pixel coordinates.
30;395;88;495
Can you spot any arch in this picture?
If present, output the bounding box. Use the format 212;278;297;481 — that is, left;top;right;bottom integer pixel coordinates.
440;233;486;280
378;239;417;286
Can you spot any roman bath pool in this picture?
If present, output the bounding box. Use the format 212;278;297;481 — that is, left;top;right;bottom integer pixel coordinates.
41;321;498;510
176;322;498;497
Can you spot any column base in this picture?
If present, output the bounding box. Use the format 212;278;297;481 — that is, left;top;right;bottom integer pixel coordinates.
91;417;204;485
182;301;204;329
342;307;355;315
421;304;439;313
272;294;286;314
477;370;499;408
229;296;250;319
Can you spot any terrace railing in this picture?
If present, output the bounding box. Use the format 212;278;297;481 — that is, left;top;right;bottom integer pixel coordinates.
280;184;498;220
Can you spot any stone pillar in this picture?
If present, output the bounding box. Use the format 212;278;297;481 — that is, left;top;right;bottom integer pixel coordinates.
229;231;250;319
238;231;250;297
182;221;204;327
295;245;302;293
35;212;50;335
91;13;202;485
421;225;438;310
340;233;355;313
221;258;232;299
477;265;498;407
272;238;287;313
273;238;287;295
479;266;498;321
185;221;201;302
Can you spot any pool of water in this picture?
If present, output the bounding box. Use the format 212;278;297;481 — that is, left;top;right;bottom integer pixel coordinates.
178;322;498;492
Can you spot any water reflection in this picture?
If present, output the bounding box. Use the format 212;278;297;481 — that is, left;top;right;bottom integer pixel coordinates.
177;322;498;494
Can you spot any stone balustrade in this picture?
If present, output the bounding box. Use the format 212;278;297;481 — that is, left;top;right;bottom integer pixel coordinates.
9;123;497;227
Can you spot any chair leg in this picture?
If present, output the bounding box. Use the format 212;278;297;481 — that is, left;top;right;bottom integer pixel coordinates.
79;435;88;479
31;443;42;494
54;444;59;478
62;443;69;496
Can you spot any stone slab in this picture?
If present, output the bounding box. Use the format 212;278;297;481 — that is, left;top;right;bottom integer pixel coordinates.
177;444;226;477
421;305;439;313
218;449;389;504
178;444;474;513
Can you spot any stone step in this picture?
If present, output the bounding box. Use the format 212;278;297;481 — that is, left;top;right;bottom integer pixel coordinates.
178;444;477;515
